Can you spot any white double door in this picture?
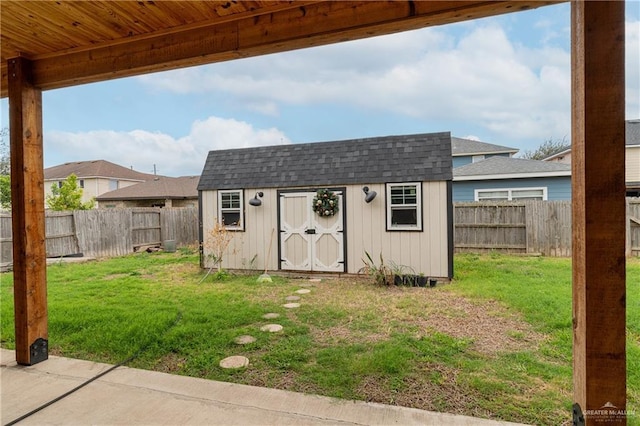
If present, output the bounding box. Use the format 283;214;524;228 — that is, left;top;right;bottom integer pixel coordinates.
279;191;345;272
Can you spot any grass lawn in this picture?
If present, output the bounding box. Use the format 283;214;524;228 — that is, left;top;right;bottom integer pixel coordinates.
1;250;639;425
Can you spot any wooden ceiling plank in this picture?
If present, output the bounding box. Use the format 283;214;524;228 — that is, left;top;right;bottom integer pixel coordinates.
146;1;217;25
0;30;54;59
11;2;99;51
60;2;153;41
1;11;79;55
1;1;322;60
107;2;184;33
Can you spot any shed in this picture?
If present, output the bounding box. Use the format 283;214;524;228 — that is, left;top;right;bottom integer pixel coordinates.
198;132;453;279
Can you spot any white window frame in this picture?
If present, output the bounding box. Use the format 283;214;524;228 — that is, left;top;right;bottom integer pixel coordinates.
218;189;244;231
471;155;485;163
386;182;423;231
474;187;548;201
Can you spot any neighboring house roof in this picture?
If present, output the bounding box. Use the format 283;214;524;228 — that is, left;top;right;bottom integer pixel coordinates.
627;119;640;146
97;176;199;201
44;160;155;182
544;119;640;161
542;148;572;162
451;137;519;156
198;132;453;191
453;156;571;181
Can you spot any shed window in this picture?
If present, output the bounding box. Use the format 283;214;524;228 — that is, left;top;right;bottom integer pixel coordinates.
218;190;244;230
475;187;547;201
386;183;422;231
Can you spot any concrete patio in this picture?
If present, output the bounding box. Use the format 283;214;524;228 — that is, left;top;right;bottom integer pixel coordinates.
1;348;526;425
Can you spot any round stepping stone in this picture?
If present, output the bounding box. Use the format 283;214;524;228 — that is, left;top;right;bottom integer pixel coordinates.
260;324;283;333
299;283;314;287
308;278;322;283
262;313;280;319
234;335;256;345
283;302;300;309
295;289;311;294
285;295;301;301
219;356;249;369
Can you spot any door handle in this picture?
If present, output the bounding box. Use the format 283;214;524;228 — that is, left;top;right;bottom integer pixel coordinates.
305;229;316;234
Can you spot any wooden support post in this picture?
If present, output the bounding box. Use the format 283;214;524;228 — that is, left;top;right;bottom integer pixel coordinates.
571;1;626;424
8;57;48;366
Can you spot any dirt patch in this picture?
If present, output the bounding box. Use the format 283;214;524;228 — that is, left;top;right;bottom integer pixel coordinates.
409;292;545;355
356;364;492;418
102;273;130;281
154;352;187;373
306;278;544;356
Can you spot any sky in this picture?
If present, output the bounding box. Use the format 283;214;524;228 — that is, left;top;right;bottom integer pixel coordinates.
1;2;639;177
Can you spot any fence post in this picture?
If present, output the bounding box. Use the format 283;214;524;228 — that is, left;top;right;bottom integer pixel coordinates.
627;198;632;257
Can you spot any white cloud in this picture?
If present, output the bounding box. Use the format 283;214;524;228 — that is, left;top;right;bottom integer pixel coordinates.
45;117;290;176
136;12;639;145
139;24;572;144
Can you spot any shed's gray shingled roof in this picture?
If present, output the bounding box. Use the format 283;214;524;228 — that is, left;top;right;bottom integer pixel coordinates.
453;156;571;178
198;132;452;191
451;137;518;156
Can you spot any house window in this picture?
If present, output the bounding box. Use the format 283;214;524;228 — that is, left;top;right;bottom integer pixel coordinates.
109;179;118;191
472;155;485;163
386;183;422;231
475;187;547;201
218;190;244;230
79;179;84;188
57;181;63;188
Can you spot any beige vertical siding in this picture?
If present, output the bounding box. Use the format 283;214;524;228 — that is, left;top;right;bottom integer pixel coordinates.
201;188;280;272
202;181;450;278
627;146;640;183
345;181;449;278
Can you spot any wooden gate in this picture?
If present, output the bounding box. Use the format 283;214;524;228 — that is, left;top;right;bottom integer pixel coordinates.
279;191;345;272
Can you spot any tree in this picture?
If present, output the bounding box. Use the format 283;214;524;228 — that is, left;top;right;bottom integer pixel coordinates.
46;174;95;211
0;175;11;210
520;137;570;160
0;128;10;210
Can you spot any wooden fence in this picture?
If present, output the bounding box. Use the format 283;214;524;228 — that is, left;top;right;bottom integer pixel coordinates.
1;208;199;270
454;198;640;257
1;200;638;270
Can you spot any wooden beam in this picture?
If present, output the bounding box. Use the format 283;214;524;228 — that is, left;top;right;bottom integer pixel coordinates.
0;0;560;97
8;56;48;366
571;1;626;424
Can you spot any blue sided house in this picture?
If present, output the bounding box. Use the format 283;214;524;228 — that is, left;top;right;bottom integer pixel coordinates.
452;156;572;202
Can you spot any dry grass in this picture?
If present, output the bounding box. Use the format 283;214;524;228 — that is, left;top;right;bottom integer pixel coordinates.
280;277;544;356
